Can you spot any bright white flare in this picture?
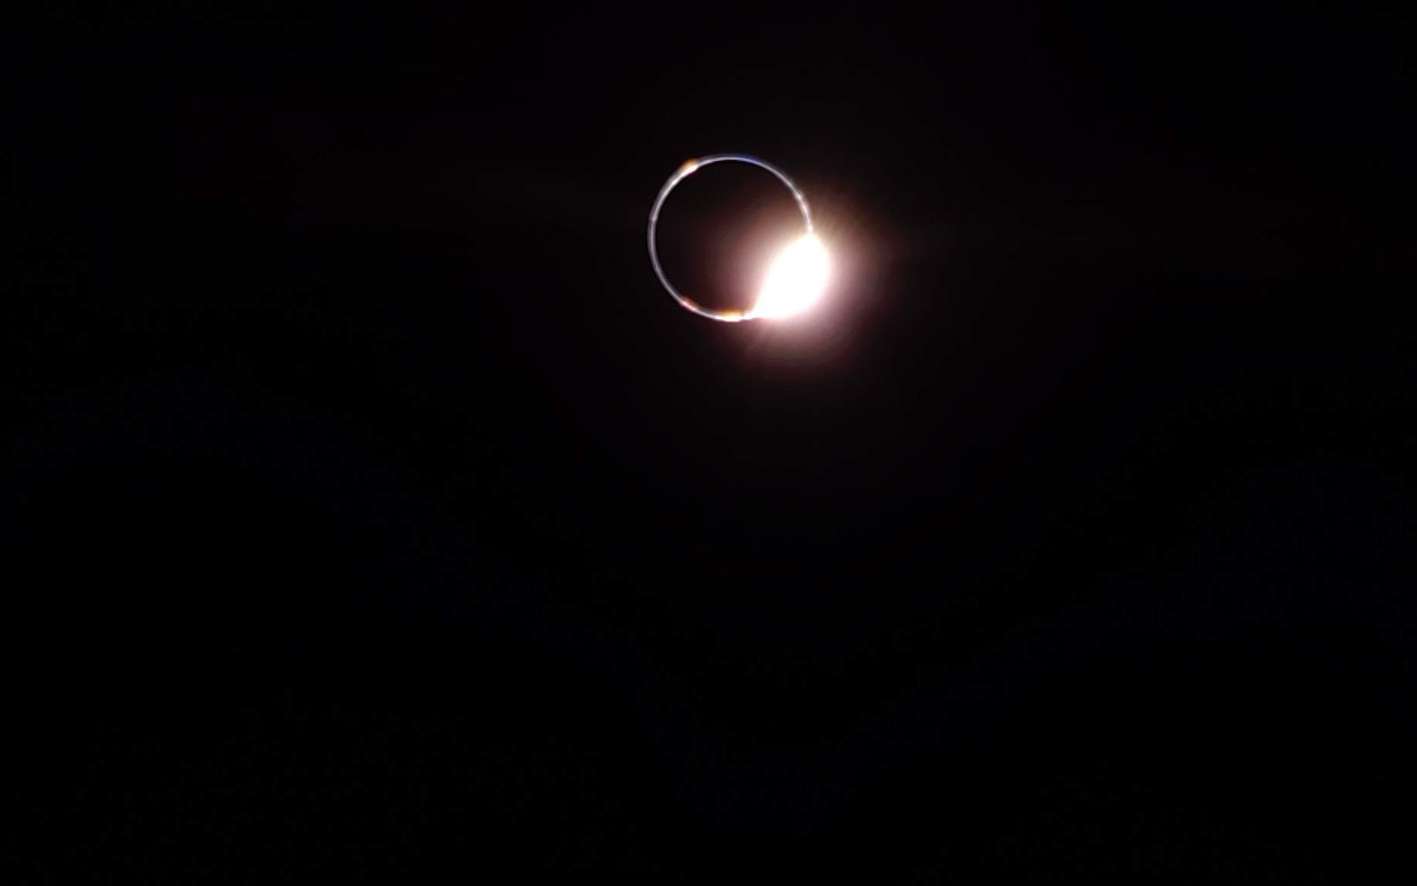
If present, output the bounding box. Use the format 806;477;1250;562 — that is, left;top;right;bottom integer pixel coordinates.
752;233;830;319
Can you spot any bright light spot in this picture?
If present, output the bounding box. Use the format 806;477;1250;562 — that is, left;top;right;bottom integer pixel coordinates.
752;233;830;320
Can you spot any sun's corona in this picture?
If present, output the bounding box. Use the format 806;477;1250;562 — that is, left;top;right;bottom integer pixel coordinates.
647;154;828;323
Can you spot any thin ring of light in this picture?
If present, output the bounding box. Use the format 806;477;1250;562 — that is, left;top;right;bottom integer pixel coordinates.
647;154;814;322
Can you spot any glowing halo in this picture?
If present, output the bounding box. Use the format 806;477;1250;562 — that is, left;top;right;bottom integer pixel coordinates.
648;154;826;322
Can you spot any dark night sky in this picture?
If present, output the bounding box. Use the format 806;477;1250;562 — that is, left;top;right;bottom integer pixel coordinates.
8;2;1417;880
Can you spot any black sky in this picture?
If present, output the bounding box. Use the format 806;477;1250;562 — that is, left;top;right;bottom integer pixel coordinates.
8;2;1417;880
